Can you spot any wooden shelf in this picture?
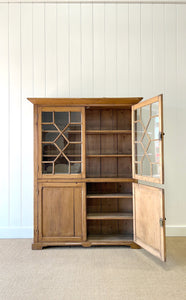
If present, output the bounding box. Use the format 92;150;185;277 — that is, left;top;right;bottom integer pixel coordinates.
87;234;133;242
87;213;133;220
86;154;132;158
87;194;132;198
86;130;131;134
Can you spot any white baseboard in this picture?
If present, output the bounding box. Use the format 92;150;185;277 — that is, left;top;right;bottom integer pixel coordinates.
0;226;186;238
166;226;186;236
0;227;33;238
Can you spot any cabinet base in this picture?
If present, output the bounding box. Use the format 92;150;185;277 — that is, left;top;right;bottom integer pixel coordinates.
32;241;141;250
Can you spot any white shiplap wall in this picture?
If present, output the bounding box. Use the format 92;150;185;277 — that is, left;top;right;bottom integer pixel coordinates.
0;1;186;238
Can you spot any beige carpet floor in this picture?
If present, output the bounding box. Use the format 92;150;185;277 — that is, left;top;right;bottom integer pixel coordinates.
0;238;186;300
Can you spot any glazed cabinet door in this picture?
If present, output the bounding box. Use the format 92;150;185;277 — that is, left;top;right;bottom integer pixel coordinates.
38;183;86;242
38;107;85;179
133;183;166;261
132;95;164;184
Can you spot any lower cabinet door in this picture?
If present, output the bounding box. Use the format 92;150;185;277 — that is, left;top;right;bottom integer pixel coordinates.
38;182;85;242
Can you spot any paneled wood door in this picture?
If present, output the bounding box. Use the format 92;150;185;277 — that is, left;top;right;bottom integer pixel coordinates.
133;183;166;261
38;182;86;242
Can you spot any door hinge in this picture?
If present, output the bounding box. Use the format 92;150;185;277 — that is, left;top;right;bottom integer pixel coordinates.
160;217;166;227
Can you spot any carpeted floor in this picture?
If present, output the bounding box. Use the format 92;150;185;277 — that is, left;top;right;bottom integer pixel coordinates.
0;237;186;300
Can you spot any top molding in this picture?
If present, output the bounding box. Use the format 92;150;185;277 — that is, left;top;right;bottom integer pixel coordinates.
0;0;186;4
27;97;143;107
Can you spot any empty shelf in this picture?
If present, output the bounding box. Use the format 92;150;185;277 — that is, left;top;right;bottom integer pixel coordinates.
87;213;133;220
87;194;133;198
88;234;133;242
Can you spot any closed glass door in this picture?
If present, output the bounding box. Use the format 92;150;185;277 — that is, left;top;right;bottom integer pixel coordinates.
39;107;85;178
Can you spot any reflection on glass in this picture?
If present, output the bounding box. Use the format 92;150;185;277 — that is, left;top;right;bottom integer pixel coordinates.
54;155;69;174
135;143;144;162
147;117;159;140
64;124;81;142
142;155;151;176
64;143;81;156
147;141;160;163
42;132;59;142
42;163;53;174
71;112;81;123
151;101;159;116
42;156;56;162
42;124;56;131
55;135;67;150
71;163;81;174
42;144;59;155
42;112;53;123
135;122;144;142
141;105;150;127
141;133;150;150
152;164;160;177
54;112;69;130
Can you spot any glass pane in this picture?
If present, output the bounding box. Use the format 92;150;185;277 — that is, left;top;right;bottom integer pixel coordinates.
68;155;81;162
64;143;81;156
152;164;160;177
42;124;57;131
142;155;151;176
55;135;68;150
134;108;140;121
42;132;59;142
42;163;53;174
141;105;150;127
70;112;81;123
141;133;150;150
147;140;160;163
42;156;56;162
147;117;159;140
71;163;81;174
135;142;144;162
54;155;69;174
151;101;159;116
42;143;59;155
54;112;69;130
135;122;144;142
42;112;53;123
63;124;81;142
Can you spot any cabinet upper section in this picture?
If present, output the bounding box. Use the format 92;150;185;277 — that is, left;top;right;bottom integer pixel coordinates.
27;97;142;107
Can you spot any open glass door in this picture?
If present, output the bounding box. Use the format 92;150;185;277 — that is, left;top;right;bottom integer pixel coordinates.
132;95;166;261
132;95;164;184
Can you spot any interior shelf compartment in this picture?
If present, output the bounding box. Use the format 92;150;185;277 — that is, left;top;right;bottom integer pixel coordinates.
85;108;131;131
87;234;133;242
87;219;133;239
87;213;133;220
87;193;132;198
86;156;132;178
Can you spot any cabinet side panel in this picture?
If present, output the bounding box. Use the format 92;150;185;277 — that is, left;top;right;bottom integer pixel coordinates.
34;105;39;242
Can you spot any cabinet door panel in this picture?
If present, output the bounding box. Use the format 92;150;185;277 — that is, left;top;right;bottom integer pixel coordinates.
38;106;85;179
132;95;164;184
133;183;166;261
38;183;84;242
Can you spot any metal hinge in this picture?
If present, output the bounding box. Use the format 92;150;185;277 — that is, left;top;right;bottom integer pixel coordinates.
160;217;166;227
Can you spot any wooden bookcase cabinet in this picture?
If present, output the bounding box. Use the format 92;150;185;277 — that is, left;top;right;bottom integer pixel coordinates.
28;95;166;261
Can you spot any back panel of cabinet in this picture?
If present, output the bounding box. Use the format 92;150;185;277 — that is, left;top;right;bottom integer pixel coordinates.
86;108;132;178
